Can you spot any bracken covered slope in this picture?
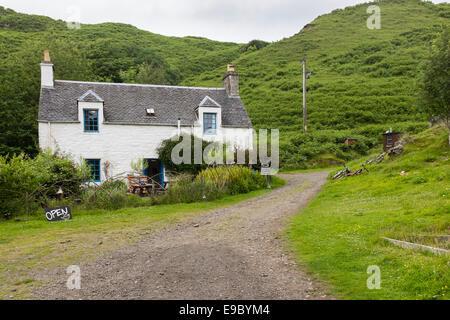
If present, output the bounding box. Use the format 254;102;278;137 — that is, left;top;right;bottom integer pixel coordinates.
183;0;450;168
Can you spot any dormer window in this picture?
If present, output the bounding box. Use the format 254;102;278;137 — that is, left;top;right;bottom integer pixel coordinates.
203;113;217;135
146;108;155;117
84;109;99;132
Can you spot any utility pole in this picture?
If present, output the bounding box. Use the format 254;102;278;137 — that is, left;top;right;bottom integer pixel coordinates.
302;57;307;134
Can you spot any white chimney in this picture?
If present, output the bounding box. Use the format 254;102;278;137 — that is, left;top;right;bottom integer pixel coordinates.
40;50;54;88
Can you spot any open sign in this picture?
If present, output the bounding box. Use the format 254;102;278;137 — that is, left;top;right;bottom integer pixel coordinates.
45;206;72;222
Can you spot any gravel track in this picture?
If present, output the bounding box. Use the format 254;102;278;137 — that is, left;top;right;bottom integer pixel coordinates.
33;171;332;300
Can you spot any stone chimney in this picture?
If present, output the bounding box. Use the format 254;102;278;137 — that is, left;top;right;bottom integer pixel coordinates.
40;50;54;88
222;62;239;96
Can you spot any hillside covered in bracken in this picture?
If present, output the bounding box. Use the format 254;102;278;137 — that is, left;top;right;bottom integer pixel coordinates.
184;0;449;168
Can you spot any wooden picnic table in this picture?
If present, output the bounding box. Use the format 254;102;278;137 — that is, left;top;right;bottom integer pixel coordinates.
128;175;168;196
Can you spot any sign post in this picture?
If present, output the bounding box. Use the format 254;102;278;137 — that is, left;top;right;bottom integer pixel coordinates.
261;167;272;189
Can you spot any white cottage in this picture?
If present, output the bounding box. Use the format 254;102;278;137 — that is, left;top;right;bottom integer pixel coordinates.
38;51;253;184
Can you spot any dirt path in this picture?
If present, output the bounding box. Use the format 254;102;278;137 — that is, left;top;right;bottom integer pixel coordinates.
33;171;332;300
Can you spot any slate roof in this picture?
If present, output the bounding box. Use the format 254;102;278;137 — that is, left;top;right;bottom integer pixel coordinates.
39;80;252;128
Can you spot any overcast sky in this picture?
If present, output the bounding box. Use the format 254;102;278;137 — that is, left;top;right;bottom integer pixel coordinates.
0;0;446;42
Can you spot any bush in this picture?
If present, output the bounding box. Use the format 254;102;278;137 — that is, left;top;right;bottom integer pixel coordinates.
157;135;209;174
0;151;88;219
157;134;260;174
33;151;88;198
81;180;128;210
80;180;158;210
157;166;268;205
157;174;228;204
197;166;267;195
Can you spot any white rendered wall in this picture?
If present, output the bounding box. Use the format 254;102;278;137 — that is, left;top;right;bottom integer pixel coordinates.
39;120;253;182
39;121;179;181
194;106;253;150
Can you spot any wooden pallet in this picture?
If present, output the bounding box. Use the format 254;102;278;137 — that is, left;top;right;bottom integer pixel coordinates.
127;175;168;196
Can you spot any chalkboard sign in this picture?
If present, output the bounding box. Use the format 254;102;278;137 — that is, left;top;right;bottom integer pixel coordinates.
45;206;72;222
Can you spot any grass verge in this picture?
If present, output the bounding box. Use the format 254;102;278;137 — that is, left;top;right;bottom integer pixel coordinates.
285;126;449;300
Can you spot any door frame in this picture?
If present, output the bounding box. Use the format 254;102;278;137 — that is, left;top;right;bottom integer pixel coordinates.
143;159;165;187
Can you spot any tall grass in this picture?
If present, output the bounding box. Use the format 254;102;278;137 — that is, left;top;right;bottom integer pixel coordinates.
197;166;267;195
158;166;268;204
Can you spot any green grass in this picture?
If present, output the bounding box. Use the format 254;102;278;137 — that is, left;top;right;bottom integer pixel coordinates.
0;176;284;299
285;126;449;300
280;165;341;174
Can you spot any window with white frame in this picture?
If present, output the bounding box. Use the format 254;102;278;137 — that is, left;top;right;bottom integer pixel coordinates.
84;109;99;132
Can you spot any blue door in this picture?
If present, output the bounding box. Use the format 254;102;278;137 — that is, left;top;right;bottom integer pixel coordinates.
160;161;165;187
144;159;164;187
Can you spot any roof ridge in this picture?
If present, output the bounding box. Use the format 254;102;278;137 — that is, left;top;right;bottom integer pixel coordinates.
55;80;226;91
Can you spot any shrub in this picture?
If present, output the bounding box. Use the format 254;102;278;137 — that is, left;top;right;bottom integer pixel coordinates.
33;151;89;199
81;180;129;210
157;135;209;174
0;154;40;218
0;152;88;218
157;134;259;174
80;178;159;210
241;39;269;53
197;166;267;195
157;174;228;204
156;166;267;205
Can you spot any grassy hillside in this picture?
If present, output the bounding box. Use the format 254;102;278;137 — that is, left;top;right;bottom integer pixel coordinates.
286;125;449;300
0;6;245;82
184;0;450;168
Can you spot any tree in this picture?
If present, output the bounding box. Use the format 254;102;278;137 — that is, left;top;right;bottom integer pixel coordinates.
135;62;167;85
418;26;450;146
119;62;168;85
0;33;95;157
